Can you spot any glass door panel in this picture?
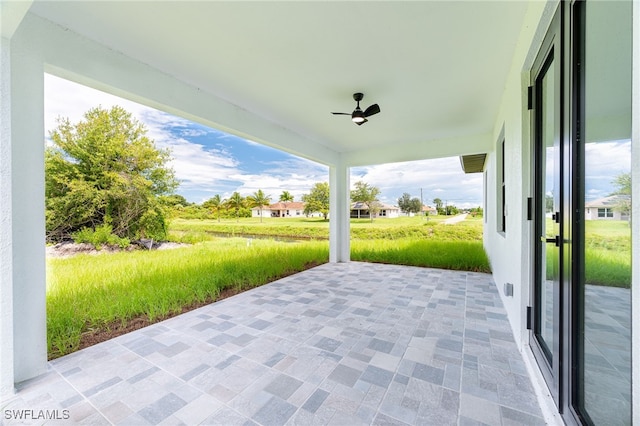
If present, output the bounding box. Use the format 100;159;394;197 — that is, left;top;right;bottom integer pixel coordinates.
577;1;632;424
538;56;558;363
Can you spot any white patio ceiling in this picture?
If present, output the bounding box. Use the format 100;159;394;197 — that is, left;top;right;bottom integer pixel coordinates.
26;1;530;166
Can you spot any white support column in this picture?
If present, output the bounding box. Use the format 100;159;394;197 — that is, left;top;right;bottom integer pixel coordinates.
0;36;16;398
10;32;48;384
329;159;350;263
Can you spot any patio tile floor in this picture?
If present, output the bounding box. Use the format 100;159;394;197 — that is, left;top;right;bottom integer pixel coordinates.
3;262;546;425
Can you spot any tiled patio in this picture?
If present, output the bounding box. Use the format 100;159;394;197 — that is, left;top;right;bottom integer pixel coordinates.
3;262;546;425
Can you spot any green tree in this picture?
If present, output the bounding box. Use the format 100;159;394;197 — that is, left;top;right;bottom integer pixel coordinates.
247;190;272;222
408;197;423;214
203;194;223;222
159;194;189;208
611;172;631;222
45;106;177;242
445;204;459;215
351;181;381;222
224;192;245;222
433;198;443;214
397;193;412;214
302;182;330;220
279;190;294;205
545;194;554;213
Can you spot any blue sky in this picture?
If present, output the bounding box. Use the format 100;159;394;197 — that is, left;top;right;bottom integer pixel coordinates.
44;73;483;208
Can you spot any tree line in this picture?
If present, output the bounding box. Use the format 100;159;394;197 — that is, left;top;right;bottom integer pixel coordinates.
45;105;479;245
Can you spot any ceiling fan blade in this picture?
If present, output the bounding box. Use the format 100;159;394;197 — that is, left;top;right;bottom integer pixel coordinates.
355;118;368;126
331;112;351;115
363;104;380;117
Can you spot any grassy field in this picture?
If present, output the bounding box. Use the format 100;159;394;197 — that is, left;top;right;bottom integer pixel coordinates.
47;238;328;358
168;215;484;243
46;215;630;358
584;220;631;287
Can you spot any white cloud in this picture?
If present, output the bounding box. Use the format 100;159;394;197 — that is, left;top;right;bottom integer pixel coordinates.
230;157;329;202
44;73;481;208
351;157;483;208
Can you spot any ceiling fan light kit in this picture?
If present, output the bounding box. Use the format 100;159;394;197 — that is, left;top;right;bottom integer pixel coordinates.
332;93;380;126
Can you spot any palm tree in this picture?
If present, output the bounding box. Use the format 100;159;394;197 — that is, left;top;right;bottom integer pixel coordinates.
247;189;271;223
433;198;443;214
224;192;245;223
279;191;294;217
207;194;222;222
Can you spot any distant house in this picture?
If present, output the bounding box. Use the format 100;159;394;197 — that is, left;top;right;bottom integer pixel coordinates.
399;205;437;217
422;205;438;216
584;195;630;221
251;201;323;218
350;202;400;219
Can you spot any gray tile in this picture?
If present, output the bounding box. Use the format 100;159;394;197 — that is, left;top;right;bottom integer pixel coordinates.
248;319;272;330
128;367;160;384
264;374;303;400
83;377;123;397
263;352;286;367
215;355;241;370
328;364;362;387
252;396;296;426
302;388;330;413
11;263;547;426
314;337;342;352
181;364;209;381
138;393;187;425
361;365;394;388
369;338;395;354
412;362;444;385
500;406;546;425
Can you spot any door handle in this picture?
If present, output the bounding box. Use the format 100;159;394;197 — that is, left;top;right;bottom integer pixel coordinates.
541;235;560;246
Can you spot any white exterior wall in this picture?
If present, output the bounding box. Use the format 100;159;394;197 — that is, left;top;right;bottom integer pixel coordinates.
251;209;269;218
0;35;16;397
484;0;555;348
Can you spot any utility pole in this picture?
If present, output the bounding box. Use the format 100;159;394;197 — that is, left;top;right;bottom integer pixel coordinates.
420;188;424;219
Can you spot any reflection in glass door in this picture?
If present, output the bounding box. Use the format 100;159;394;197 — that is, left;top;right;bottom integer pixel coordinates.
575;1;632;424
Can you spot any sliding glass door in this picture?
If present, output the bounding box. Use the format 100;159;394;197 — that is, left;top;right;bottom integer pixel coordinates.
530;2;632;423
573;1;632;424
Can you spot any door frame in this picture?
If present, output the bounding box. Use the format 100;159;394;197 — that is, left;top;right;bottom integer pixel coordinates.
529;3;565;410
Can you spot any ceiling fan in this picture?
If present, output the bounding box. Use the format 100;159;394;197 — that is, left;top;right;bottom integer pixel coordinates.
331;93;380;126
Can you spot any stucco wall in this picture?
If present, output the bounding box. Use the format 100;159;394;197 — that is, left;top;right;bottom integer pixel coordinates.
484;1;555;348
1;36;16;397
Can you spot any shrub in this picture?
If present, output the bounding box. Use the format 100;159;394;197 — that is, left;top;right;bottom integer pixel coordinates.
72;224;130;249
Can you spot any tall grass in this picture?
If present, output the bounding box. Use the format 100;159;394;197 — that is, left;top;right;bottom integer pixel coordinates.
584;249;631;288
47;239;328;358
169;216;484;242
351;239;490;273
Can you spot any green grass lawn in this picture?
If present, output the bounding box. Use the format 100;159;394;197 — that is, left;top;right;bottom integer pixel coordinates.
46;215;630;358
584;220;631;287
47;238;328;358
168;215;483;242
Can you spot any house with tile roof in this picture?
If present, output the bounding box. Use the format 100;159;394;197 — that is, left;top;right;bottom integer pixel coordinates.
251;201;323;218
585;195;631;221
